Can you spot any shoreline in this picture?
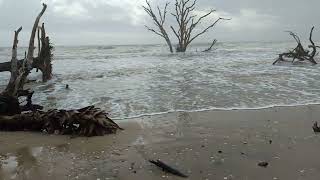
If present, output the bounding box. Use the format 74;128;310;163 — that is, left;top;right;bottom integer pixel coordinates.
113;102;320;120
1;104;320;179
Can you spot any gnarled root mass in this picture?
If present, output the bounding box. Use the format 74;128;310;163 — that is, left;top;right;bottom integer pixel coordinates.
0;106;122;137
273;27;319;65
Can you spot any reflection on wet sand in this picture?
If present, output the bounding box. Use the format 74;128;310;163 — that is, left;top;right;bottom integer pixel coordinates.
1;147;40;179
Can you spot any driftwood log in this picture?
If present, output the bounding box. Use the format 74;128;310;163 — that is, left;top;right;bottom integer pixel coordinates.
273;27;319;65
149;160;188;178
0;3;121;137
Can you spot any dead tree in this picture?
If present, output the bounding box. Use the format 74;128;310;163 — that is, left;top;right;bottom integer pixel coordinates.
273;27;320;65
143;0;173;53
0;4;48;115
0;4;122;136
0;18;53;82
171;0;230;52
143;0;229;53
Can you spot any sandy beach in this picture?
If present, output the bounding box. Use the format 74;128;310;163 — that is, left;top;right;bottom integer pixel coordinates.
1;104;320;180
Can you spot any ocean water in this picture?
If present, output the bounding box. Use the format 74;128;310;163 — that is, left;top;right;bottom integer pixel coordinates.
0;42;320;119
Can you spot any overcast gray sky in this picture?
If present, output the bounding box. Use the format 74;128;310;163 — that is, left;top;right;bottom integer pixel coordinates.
0;0;319;46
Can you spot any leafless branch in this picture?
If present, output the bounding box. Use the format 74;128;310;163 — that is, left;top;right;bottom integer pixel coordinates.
143;0;173;52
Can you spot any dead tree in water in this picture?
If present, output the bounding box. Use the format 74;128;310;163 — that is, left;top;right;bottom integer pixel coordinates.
0;25;53;82
171;0;230;52
143;0;229;52
0;3;49;115
273;27;320;65
0;4;122;136
143;0;173;53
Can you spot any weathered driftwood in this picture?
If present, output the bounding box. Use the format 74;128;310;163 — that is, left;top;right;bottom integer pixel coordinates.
143;0;173;53
273;27;319;65
149;160;188;178
0;3;121;137
0;27;53;82
0;4;52;83
1;3;50;113
0;90;43;116
0;106;122;137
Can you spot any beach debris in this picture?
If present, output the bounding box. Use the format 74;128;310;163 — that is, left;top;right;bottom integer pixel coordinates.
149;159;188;178
312;122;320;133
0;106;123;137
258;162;269;168
273;26;319;65
203;39;218;52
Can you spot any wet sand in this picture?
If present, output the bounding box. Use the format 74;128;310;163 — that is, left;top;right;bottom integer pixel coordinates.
1;105;320;180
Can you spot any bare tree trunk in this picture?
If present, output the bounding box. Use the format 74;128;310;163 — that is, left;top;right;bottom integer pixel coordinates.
0;4;48;116
26;3;47;67
4;27;22;96
143;0;173;53
0;24;53;82
170;0;230;52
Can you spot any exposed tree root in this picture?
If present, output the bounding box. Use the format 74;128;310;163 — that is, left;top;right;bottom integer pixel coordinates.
0;106;122;137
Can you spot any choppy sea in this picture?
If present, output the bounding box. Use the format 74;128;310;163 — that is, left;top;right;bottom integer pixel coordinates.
1;42;320;119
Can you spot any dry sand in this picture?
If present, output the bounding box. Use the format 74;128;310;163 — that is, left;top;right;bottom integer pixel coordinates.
1;105;320;180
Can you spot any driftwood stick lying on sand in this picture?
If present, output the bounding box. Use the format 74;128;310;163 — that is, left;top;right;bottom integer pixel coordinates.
0;106;123;137
149;160;188;178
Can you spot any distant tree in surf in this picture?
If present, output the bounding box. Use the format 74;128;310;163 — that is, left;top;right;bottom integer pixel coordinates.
143;0;230;53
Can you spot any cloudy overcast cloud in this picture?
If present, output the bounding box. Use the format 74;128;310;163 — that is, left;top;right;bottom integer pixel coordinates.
0;0;319;46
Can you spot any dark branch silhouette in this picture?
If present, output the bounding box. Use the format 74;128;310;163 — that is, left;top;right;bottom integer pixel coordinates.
143;0;173;53
143;0;229;52
203;39;217;52
273;27;319;65
170;0;230;52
